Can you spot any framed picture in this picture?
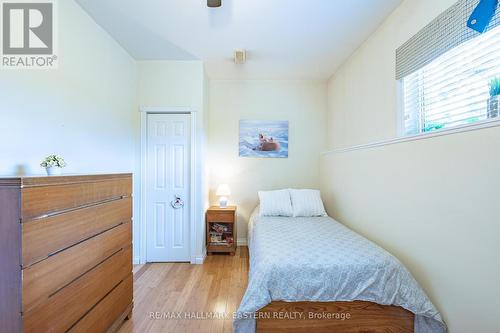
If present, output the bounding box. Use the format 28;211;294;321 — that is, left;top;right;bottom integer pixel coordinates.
239;120;289;158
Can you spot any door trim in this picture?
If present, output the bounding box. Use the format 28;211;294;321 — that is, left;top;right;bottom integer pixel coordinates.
139;106;199;264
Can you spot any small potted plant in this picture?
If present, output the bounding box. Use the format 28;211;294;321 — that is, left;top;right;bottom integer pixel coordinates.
40;154;67;176
488;77;500;118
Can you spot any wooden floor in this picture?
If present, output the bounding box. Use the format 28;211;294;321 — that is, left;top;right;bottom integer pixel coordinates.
117;247;249;333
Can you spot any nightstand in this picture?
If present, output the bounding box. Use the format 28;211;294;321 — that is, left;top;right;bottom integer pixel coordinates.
206;206;237;255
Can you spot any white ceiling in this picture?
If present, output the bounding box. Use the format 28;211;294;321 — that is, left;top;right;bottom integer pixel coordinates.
76;0;402;80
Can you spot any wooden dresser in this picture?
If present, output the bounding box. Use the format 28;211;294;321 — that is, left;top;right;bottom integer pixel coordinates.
0;174;133;333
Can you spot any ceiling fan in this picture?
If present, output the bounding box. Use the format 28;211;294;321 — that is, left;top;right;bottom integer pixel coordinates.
207;0;221;8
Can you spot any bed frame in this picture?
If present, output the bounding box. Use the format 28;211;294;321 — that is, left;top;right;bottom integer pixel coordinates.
256;300;414;333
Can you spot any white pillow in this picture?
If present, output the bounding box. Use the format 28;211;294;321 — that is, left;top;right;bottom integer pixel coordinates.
258;189;293;217
289;189;327;217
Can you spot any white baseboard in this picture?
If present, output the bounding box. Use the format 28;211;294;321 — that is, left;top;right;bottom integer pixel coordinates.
191;252;206;265
237;238;248;246
135;254;205;265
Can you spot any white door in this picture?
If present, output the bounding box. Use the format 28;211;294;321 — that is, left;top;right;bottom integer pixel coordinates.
146;113;191;262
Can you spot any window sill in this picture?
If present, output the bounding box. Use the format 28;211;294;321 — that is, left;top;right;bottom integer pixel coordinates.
322;118;500;155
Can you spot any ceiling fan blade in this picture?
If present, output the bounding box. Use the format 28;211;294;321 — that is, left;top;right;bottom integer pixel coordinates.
207;0;222;8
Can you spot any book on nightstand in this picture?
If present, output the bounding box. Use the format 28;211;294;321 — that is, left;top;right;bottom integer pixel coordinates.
206;206;237;255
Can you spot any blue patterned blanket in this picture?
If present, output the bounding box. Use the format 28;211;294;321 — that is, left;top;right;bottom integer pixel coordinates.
234;209;447;333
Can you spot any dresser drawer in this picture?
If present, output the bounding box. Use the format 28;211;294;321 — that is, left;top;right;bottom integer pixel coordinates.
22;222;131;312
22;197;132;267
23;246;132;333
68;275;132;333
207;211;235;223
21;177;132;220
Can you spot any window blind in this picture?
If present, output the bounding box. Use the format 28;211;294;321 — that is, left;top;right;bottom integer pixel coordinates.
402;25;500;135
396;0;500;80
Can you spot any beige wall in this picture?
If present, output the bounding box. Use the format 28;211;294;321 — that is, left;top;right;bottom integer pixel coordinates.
0;0;140;260
321;0;500;332
208;80;327;242
137;61;205;112
327;0;456;149
0;0;137;175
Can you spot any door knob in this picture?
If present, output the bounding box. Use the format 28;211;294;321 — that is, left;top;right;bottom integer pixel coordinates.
171;195;184;209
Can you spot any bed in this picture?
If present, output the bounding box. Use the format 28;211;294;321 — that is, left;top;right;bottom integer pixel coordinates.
234;207;447;333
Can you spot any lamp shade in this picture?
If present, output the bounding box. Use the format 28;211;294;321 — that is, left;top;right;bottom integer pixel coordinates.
216;184;231;196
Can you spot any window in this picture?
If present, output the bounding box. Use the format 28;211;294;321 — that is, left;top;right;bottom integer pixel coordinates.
401;25;500;136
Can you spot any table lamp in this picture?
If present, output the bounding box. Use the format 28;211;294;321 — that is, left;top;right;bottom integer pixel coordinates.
216;184;231;208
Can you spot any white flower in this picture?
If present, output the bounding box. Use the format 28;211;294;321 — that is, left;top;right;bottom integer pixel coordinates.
40;154;67;168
